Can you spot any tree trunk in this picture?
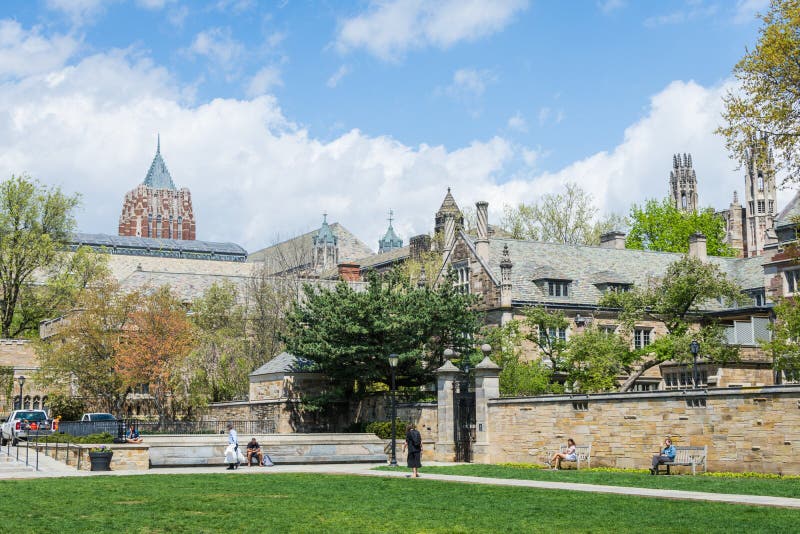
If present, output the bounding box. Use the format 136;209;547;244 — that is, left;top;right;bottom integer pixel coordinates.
619;356;660;392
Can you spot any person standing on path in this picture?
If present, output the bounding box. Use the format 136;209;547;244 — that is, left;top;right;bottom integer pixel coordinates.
402;423;422;478
226;423;239;470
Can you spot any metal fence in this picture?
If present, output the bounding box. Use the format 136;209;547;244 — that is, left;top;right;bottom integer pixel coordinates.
56;419;276;437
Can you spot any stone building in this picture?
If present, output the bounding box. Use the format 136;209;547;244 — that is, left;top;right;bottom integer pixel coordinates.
119;137;196;241
670;153;698;212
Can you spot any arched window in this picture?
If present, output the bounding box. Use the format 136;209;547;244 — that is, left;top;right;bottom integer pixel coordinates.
13;395;20;410
23;395;31;409
32;396;40;409
681;193;687;209
41;396;48;410
758;173;764;191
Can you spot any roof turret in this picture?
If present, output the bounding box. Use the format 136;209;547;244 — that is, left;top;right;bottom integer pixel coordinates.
314;213;337;246
378;209;403;253
143;135;177;190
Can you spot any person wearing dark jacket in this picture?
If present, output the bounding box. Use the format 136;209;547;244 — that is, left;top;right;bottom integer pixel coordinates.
402;423;422;478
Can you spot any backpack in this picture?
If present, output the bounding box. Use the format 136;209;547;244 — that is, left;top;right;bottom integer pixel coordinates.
411;429;422;448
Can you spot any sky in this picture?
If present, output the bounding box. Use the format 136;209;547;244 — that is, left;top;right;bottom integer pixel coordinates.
0;0;783;252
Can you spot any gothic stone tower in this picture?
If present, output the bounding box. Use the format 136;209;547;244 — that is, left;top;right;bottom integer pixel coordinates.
312;214;338;271
434;188;464;251
119;137;196;240
742;135;778;257
670;153;698;212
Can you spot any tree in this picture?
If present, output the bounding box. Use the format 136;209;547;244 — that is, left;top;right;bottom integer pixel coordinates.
499;183;626;245
600;256;743;391
36;278;138;413
718;0;800;184
482;321;560;396
762;297;800;380
244;263;294;365
565;326;636;393
626;198;735;256
283;270;481;401
116;286;196;421
0;175;80;337
190;281;250;403
522;307;570;371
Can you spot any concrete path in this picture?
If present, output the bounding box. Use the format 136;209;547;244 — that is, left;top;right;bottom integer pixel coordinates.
1;449;799;510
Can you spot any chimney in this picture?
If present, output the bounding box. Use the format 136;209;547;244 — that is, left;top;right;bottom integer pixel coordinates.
337;263;361;282
599;231;626;250
409;234;432;261
499;244;513;325
475;201;489;262
688;232;707;261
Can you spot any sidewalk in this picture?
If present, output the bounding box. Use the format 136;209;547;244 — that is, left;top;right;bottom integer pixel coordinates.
2;452;799;510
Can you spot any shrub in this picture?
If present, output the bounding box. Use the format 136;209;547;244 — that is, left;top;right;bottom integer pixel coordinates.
47;394;86;421
365;419;405;439
41;432;114;444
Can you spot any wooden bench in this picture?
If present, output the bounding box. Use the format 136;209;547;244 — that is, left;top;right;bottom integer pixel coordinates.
553;444;592;470
655;445;707;475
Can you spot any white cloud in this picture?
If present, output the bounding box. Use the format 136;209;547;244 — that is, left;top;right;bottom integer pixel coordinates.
335;0;529;61
136;0;176;9
442;68;496;99
0;24;790;254
733;0;769;24
537;107;564;126
45;0;113;26
187;27;244;69
644;2;718;27
246;66;282;97
598;0;625;13
326;65;351;88
0;20;80;79
507;112;527;133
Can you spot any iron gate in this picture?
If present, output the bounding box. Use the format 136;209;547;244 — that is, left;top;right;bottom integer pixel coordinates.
453;381;475;462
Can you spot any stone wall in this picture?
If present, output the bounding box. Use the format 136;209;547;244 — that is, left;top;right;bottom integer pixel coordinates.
485;386;800;474
205;399;326;433
39;443;149;471
0;339;51;415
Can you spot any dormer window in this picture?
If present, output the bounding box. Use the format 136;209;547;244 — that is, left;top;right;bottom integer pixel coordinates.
601;283;631;293
547;280;570;297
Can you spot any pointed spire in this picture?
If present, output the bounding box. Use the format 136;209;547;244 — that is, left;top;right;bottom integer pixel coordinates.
157;133;161;154
143;135;176;190
379;208;403;253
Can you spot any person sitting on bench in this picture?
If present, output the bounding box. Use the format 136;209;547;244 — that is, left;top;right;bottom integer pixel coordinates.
650;437;676;474
126;424;143;443
246;438;264;466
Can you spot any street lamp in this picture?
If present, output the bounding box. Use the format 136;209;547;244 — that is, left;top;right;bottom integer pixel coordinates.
388;353;399;467
17;375;25;410
689;339;700;389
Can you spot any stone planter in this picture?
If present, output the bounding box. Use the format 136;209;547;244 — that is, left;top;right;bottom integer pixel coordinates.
89;451;113;471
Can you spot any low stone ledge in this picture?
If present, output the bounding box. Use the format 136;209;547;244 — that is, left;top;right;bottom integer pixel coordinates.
37;443;149;471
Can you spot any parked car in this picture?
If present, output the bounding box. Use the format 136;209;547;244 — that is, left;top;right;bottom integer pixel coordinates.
80;413;117;422
0;410;55;446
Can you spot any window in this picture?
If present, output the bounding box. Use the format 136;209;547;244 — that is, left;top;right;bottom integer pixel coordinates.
681;193;687;209
631;382;659;392
600;324;618;335
786;270;800;294
634;328;652;350
572;401;589;411
749;201;755;214
547;280;570;297
454;263;470;294
769;200;774;214
723;317;770;345
664;370;708;389
758;173;764;191
603;283;631;293
757;200;765;214
540;326;567;345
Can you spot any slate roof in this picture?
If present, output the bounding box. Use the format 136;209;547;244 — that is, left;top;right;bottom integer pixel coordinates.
250;352;318;376
247;222;374;273
70;233;248;261
774;190;800;229
480;236;766;310
143;136;176;190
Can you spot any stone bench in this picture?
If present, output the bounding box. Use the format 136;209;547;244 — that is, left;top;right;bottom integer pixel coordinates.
655;445;707;475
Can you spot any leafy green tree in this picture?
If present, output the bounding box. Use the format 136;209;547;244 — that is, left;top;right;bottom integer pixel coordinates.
718;0;800;184
499;183;627;245
36;278;138;413
522;307;570;371
626;198;735;256
283;270;481;401
565;326;636;393
600;256;743;390
47;393;86;420
190;281;250;403
762;297;800;380
483;321;560;396
0;175;80;337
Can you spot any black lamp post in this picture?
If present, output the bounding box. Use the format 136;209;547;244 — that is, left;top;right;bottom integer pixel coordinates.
689;339;700;389
388;353;399;467
17;375;25;410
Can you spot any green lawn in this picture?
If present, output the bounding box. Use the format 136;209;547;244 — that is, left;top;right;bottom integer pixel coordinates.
375;464;800;499
1;473;797;533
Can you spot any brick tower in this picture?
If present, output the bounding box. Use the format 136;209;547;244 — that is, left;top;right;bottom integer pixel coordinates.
119;136;196;240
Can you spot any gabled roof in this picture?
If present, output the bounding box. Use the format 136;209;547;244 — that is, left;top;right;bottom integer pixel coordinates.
247;222;374;274
250;352;318;376
478;236;766;310
774;189;800;229
143;136;176;190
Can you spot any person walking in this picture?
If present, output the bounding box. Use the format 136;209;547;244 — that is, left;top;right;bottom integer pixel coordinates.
650;437;676;474
402;423;422;478
226;423;240;470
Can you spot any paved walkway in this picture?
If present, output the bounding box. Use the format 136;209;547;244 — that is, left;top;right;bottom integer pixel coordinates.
2;447;799;509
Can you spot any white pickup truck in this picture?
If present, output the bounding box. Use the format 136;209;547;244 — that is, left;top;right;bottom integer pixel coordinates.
0;410;55;446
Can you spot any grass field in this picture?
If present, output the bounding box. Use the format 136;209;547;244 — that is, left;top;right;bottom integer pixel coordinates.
376;464;800;498
1;473;797;533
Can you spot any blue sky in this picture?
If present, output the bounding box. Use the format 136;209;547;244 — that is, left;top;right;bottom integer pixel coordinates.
0;0;778;250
